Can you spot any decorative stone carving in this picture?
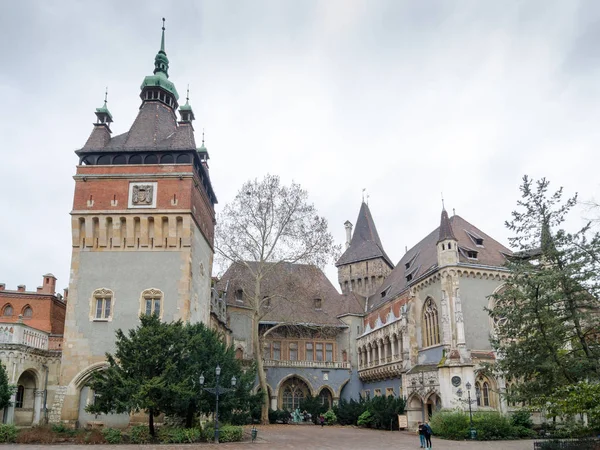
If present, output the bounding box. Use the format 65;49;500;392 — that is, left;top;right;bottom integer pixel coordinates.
132;185;153;205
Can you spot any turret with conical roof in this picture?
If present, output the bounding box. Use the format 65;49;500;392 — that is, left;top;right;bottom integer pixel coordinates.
336;202;394;296
437;208;459;266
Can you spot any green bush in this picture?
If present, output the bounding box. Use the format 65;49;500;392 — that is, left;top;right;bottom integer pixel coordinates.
0;424;17;443
101;428;122;444
357;410;374;428
129;425;150;444
51;423;77;437
333;398;365;426
299;394;327;424
230;410;252;425
158;427;201;443
430;410;470;440
472;412;514;440
268;408;290;424
219;425;243;442
510;409;533;429
323;409;337;425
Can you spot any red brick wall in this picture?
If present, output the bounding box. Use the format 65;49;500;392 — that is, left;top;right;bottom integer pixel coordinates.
364;293;409;329
0;292;66;334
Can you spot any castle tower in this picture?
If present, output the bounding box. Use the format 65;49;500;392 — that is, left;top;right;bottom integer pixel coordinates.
58;21;217;425
336;202;394;296
436;208;458;267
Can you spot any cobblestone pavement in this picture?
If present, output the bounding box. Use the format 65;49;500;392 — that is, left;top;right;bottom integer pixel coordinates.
5;425;535;449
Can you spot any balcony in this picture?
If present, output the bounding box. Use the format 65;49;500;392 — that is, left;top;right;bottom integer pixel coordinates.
0;323;49;350
263;359;351;370
358;357;404;382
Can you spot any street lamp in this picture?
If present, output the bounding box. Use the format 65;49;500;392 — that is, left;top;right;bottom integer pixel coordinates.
456;381;479;440
199;365;237;444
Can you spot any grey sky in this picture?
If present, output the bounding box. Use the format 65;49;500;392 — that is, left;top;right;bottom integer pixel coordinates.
1;1;599;291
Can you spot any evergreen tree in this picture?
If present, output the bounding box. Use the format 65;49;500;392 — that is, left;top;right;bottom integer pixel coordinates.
0;361;13;410
490;176;600;407
87;315;251;435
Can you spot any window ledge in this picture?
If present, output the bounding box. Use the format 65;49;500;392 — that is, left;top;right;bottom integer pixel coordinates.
92;318;110;322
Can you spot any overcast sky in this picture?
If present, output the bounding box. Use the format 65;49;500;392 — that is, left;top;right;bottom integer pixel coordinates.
1;1;599;292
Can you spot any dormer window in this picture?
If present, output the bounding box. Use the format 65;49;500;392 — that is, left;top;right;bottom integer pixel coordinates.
474;238;483;246
263;296;271;308
405;262;410;269
406;274;413;282
314;298;322;310
467;250;478;259
466;230;485;247
235;289;243;303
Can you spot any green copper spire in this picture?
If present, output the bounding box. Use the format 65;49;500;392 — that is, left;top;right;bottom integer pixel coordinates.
179;85;195;123
154;18;169;77
140;18;179;107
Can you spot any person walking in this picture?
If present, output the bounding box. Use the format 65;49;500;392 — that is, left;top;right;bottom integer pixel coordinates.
417;421;426;448
423;421;433;449
319;414;325;427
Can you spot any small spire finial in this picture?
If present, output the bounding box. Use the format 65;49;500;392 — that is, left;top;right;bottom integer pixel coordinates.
160;18;166;52
103;87;108;106
452;208;455;216
186;84;190;103
202;128;205;146
362;188;366;203
441;192;445;210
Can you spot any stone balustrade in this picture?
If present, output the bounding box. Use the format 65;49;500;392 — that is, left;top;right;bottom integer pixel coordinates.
263;359;351;370
0;322;49;350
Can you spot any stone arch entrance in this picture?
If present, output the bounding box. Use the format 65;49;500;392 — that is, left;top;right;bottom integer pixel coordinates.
279;377;310;412
424;392;442;420
14;370;41;426
317;387;333;409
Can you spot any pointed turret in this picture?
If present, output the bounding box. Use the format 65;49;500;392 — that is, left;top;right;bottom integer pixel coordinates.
437;208;459;266
83;89;113;149
179;86;195;125
140;18;179;110
336;202;394;296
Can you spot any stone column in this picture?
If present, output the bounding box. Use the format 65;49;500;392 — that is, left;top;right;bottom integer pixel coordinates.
33;390;44;425
377;341;382;365
455;289;466;347
366;346;371;366
383;339;388;362
391;336;396;360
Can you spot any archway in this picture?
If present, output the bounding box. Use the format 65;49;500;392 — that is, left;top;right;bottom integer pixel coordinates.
318;387;333;409
14;370;38;426
279;377;310;412
424;393;442;420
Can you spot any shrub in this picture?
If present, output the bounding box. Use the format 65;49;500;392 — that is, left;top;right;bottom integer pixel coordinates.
230;410;252;425
219;425;243;442
268;409;290;424
129;425;150;444
510;409;533;429
357;410;374;428
430;410;470;440
101;428;122;444
368;395;406;430
323;409;337;425
472;412;514;440
158;427;201;443
0;424;18;443
334;398;365;426
299;394;328;424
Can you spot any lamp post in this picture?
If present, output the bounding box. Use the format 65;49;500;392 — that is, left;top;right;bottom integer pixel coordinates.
456;381;479;440
199;365;237;444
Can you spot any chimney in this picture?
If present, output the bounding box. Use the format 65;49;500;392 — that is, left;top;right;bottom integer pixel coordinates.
0;284;4;291
37;287;43;293
41;274;57;295
63;288;69;302
344;221;353;249
17;285;26;292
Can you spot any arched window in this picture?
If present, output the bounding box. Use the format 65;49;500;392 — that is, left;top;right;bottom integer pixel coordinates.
22;306;33;318
280;377;309;412
91;288;113;321
475;374;494;407
141;288;163;318
422;298;440;347
319;389;332;408
3;304;13;317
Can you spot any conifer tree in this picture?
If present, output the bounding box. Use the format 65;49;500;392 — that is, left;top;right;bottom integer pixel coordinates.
490;176;600;408
0;361;13;410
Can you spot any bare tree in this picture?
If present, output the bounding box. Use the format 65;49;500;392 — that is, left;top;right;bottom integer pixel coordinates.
215;174;339;424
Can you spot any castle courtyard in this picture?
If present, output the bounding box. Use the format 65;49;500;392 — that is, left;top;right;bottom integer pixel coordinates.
4;425;534;449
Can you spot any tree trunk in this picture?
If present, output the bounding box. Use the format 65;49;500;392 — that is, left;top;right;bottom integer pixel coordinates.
149;409;155;436
185;403;194;428
253;311;270;425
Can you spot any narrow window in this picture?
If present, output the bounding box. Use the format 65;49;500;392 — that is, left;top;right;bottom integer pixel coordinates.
306;342;314;361
422;298;440;347
314;298;322;310
483;382;490;406
325;343;333;362
3;305;13;317
141;289;162;317
93;289;113;320
263;342;271;359
23;307;33;318
273;341;281;360
316;343;324;361
289;342;298;361
235;289;243;303
374;388;382;397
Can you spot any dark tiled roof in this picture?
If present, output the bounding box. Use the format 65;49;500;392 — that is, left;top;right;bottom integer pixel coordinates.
367;214;511;311
78;101;196;153
217;262;361;326
438;209;456;242
336;202;394;268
